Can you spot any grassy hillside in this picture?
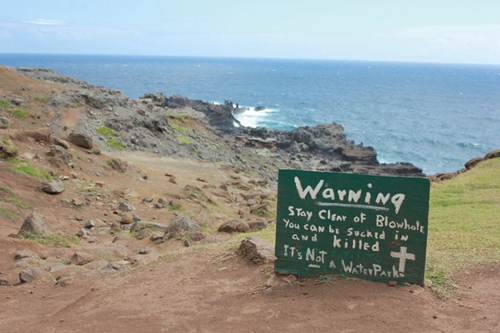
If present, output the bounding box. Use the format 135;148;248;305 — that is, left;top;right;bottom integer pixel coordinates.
426;157;500;296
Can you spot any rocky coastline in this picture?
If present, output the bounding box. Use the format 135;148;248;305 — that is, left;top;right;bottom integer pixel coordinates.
6;66;424;180
0;63;498;291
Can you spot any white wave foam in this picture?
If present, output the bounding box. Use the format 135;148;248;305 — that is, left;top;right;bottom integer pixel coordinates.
233;106;279;128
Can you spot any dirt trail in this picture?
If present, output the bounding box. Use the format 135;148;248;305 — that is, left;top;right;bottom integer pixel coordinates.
1;247;498;333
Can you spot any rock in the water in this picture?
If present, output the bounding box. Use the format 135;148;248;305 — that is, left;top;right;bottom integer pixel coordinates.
218;219;250;233
239;237;275;264
67;132;93;149
42;181;65;194
17;212;52;237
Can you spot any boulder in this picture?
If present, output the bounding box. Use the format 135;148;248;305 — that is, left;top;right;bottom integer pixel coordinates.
190;231;206;241
218;219;250;233
67;133;93;149
130;221;168;233
108;158;128;173
84;220;95;229
14;249;40;260
52;137;71;149
120;213;134;225
118;202;134;212
42;181;65;194
0;116;10;129
164;214;201;239
70;252;95;266
17;212;52;237
248;219;268;231
465;157;483;170
19;267;45;283
46;145;72;167
239;237;275;264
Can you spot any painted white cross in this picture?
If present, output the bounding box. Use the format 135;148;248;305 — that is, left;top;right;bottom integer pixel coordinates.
390;246;416;273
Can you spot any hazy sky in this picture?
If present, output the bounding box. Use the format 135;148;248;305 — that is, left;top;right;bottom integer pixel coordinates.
0;0;499;64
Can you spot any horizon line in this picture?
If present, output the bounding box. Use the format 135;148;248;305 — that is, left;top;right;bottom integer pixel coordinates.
1;52;499;67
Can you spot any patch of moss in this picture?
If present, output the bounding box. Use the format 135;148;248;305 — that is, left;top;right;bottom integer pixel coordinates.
33;93;52;102
177;136;192;144
170;122;187;136
21;231;81;248
0;99;12;108
12;108;29;119
97;126;116;137
0;206;14;220
168;203;184;211
7;158;52;181
106;138;125;151
0;145;18;159
252;207;275;218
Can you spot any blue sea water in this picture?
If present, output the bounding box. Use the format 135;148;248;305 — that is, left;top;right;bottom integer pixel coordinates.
1;53;499;175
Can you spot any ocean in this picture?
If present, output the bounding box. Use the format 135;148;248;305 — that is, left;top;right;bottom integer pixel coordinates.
0;53;499;175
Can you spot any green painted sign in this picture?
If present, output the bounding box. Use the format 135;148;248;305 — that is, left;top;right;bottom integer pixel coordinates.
274;170;430;285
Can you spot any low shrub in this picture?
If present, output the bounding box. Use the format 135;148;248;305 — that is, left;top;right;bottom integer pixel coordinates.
12;108;29;119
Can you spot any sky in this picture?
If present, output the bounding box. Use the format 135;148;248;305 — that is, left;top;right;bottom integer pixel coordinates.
0;0;499;64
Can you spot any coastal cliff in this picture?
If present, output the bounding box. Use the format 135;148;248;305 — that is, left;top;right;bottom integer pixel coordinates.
5;66;424;179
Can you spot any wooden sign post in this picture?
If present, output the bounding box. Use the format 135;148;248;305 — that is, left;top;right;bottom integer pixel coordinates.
274;170;430;285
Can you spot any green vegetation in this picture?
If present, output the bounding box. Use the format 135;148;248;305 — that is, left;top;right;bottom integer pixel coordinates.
7;158;52;181
97;125;117;137
12;108;29;119
168;202;184;211
252;206;275;218
20;231;81;248
315;274;336;286
176;136;193;144
130;223;164;238
0;187;33;210
0;137;19;159
168;114;189;121
0;99;12;108
97;126;124;151
33;93;52;102
0;206;14;220
106;138;125;151
425;158;500;298
262;199;277;206
74;181;101;195
170;122;187;136
185;186;204;199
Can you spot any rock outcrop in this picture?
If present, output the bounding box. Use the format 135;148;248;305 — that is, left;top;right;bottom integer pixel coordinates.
8;66;425;178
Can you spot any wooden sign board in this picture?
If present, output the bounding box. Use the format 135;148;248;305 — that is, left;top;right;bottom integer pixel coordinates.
274;170;430;285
